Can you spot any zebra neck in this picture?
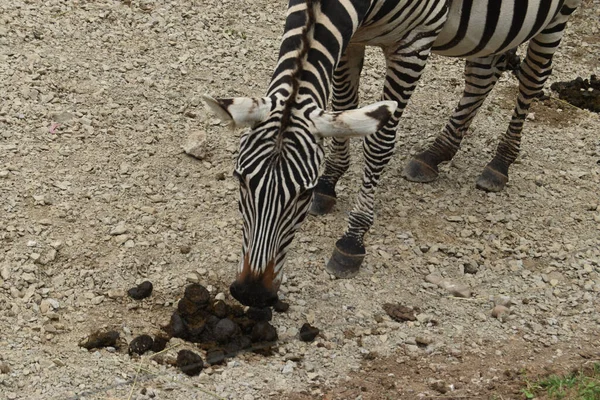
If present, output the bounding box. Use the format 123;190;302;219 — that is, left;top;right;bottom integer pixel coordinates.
267;0;372;112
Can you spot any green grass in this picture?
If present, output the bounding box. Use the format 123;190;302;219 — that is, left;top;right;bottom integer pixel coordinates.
522;363;600;400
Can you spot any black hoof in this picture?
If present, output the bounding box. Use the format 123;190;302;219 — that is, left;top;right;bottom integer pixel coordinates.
476;166;508;192
402;158;439;183
325;236;365;279
309;192;336;216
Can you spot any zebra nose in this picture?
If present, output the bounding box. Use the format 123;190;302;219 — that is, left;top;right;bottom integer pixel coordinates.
229;280;279;308
229;256;279;307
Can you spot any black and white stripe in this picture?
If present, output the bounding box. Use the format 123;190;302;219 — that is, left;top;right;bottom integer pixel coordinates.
204;0;581;305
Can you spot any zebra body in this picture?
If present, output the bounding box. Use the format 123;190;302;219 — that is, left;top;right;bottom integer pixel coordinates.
204;0;581;307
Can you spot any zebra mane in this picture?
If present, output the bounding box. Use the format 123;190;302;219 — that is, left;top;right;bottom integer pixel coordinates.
276;0;318;151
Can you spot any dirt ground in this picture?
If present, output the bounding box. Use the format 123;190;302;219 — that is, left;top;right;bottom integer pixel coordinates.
1;1;599;399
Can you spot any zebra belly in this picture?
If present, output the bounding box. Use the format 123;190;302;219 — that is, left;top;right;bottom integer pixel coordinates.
431;0;565;58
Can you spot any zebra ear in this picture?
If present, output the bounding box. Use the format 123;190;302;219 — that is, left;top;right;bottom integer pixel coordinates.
310;101;398;138
202;95;272;128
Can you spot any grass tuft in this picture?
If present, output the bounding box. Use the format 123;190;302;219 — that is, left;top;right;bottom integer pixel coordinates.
522;363;600;400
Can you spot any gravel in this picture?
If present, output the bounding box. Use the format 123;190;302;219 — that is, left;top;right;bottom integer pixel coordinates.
0;0;599;399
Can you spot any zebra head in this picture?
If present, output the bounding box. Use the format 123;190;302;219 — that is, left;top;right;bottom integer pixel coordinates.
203;95;397;307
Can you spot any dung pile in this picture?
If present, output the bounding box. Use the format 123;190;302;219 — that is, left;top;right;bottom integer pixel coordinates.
162;283;284;365
550;75;600;112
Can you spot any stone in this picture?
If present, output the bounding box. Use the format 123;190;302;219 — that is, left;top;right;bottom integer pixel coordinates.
110;223;128;235
492;305;510;320
182;131;209;160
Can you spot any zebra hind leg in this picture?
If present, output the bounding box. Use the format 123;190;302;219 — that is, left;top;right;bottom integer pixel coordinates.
403;52;512;183
310;45;366;215
476;4;577;192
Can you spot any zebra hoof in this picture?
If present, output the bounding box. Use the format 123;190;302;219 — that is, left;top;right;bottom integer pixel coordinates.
325;236;365;279
402;158;439;183
476;166;508;192
309;192;336;216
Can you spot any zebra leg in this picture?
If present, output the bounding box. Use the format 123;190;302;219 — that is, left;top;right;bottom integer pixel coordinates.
326;34;439;278
403;52;512;182
310;44;366;216
476;5;577;192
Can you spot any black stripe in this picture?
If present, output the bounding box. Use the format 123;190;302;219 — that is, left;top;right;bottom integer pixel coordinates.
496;0;529;53
463;1;502;56
433;0;473;51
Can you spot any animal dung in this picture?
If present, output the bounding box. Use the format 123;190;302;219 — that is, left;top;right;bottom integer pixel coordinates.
127;280;153;300
299;323;320;342
273;300;290;313
382;303;418;322
128;334;154;355
176;350;204;376
79;330;120;350
246;307;273;321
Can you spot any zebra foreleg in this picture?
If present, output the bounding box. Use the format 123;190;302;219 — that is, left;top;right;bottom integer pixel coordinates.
403;53;509;183
326;34;437;278
476;5;575;192
310;45;366;215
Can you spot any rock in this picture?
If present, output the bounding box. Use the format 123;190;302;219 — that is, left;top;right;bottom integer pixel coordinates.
0;362;10;374
182;131;208;160
110;223;128;236
180;245;191;254
494;295;512;307
79;330;120;350
463;260;479;274
299;323;320;342
282;360;296;374
429;379;448;394
382;303;417;322
415;335;434;347
273;300;290;313
0;264;10;280
492;305;510;320
129;335;154;355
127;281;153;300
176;350;203;376
39;298;59;314
437;279;472;298
425;274;443;285
107;289;125;299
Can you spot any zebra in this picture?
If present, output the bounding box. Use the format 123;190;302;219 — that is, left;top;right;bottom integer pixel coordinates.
203;0;581;307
